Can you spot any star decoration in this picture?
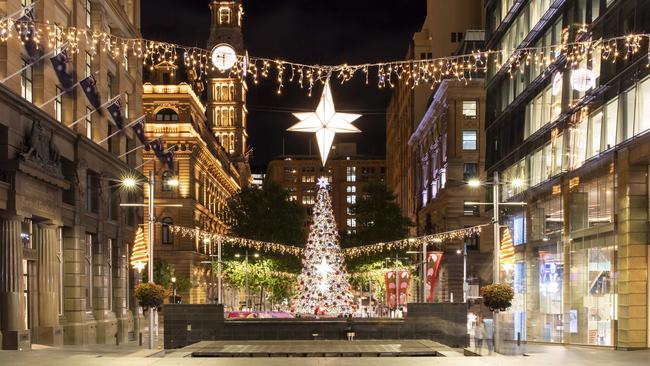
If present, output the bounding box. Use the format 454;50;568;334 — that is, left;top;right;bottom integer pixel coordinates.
315;257;333;278
288;81;362;165
316;176;329;189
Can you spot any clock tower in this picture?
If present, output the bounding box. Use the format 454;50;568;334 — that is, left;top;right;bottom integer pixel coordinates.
207;0;250;182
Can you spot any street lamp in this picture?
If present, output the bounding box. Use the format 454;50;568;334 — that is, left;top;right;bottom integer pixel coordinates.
235;251;258;310
120;171;182;349
171;276;177;304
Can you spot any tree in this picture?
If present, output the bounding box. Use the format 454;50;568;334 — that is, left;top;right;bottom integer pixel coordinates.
293;180;354;315
346;182;411;247
226;181;307;246
142;258;191;293
134;283;167;310
481;284;514;312
221;258;295;307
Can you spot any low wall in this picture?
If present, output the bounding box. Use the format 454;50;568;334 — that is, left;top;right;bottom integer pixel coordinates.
164;303;468;349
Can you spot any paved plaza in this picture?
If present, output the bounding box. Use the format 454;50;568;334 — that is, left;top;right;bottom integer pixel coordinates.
0;340;648;366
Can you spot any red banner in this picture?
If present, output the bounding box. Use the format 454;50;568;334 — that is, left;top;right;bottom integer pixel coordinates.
385;270;411;308
425;251;444;302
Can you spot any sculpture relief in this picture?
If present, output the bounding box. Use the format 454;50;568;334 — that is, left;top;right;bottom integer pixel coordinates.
20;120;62;176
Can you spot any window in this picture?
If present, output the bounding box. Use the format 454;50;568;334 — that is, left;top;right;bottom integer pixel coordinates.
57;228;63;315
124;92;130;119
301;175;315;183
511;213;526;245
464;202;479;216
288;195;297;202
161;217;173;244
302;195;315;205
85;0;92;28
462;101;477;119
219;7;231;24
346;166;356;182
54;87;63;122
109;186;119;220
346;185;356;193
346;195;356;204
85;52;92;78
107;238;113;311
86;171;99;213
156;108;179;121
346;218;356;228
85;233;93;311
463;163;478;181
107;73;113;100
161;171;175;191
462;131;477;150
85;107;93;140
20;60;32;102
451;32;457;43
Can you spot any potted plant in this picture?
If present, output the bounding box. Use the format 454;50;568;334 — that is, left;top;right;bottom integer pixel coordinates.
480;283;514;312
134;282;168;311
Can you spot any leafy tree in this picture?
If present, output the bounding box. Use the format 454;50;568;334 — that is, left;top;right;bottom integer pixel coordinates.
226;181;307;246
221;258;295;307
142;258;191;292
346;181;412;247
134;283;167;310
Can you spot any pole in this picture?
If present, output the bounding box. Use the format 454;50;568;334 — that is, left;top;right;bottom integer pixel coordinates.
245;250;249;310
394;254;399;314
421;242;427;303
147;170;155;349
209;239;215;304
217;237;222;304
492;171;500;284
492;170;500;353
463;241;467;303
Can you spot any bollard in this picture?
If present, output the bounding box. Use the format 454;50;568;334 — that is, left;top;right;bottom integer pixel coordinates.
517;332;521;347
139;332;143;346
116;333;119;346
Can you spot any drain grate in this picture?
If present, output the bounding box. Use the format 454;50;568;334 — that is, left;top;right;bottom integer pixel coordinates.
191;351;439;358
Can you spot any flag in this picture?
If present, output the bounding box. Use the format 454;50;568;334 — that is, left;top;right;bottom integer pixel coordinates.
106;97;125;130
149;139;165;161
425;251;444;302
15;7;40;63
80;75;104;116
131;119;146;144
164;149;175;171
50;49;75;91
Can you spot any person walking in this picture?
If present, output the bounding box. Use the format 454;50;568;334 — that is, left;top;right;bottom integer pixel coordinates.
484;318;495;355
474;317;485;354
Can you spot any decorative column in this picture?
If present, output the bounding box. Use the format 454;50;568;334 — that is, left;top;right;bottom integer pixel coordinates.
34;222;63;346
0;215;28;350
616;150;648;350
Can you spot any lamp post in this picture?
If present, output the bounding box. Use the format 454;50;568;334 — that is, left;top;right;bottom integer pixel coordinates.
171;276;177;303
235;251;259;310
121;172;181;349
385;256;409;317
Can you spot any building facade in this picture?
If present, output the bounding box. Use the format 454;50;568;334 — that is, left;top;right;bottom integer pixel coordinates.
266;144;385;236
0;0;143;349
485;0;649;348
142;77;241;305
409;78;492;302
386;0;483;235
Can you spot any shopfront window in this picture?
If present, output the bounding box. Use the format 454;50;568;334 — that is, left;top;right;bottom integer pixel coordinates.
532;245;564;343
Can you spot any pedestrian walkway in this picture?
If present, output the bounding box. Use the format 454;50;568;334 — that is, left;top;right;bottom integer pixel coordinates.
0;340;646;366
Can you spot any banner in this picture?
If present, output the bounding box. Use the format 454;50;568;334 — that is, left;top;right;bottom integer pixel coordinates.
425;251;444;302
385;269;410;309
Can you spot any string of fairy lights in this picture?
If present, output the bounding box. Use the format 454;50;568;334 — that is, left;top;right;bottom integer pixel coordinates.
2;12;650;96
164;222;487;258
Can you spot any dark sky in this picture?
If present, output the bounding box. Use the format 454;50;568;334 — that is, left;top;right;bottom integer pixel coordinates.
141;0;426;171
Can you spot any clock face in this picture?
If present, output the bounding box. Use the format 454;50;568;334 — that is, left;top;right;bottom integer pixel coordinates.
211;43;237;71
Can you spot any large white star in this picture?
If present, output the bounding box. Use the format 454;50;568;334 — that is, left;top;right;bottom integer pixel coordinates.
288;81;362;165
316;176;329;189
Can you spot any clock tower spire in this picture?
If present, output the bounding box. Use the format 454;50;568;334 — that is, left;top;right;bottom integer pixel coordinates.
206;1;250;184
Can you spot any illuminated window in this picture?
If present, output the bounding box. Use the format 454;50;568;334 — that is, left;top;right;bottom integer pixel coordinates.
302;195;315;205
219;7;231;24
20;60;32;102
85;107;93;140
85;0;91;28
346;195;356;204
462;131;477;150
55;87;63;123
346;166;356;182
301;175;315;183
124;92;130;119
347;218;356;228
346;185;356;193
107;73;114;100
463;163;478;181
462;101;477;119
85;52;92;78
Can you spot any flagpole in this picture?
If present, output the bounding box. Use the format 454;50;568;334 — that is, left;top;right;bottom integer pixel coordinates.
97;115;145;144
67;95;121;128
0;46;57;83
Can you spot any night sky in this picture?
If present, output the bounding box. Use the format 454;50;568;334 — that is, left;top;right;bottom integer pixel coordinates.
142;0;426;171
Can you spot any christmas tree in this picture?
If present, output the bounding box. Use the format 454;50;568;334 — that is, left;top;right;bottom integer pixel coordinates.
293;177;355;315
